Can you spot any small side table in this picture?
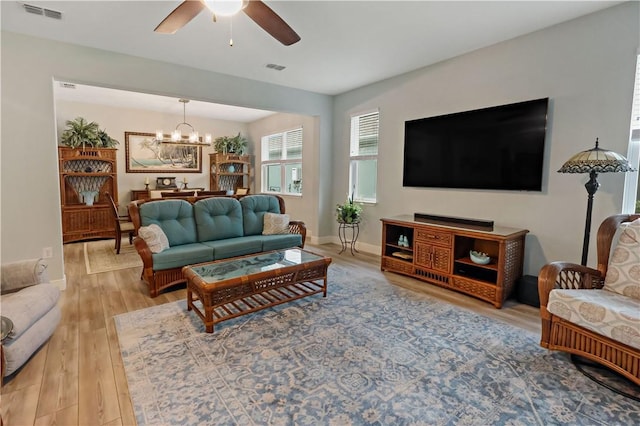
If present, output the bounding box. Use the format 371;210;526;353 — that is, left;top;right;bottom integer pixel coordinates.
338;220;360;255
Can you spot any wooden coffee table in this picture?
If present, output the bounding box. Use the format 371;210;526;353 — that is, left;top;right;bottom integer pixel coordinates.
183;249;332;333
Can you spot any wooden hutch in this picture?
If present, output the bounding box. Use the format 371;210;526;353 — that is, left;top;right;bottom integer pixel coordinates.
58;147;118;243
209;153;251;192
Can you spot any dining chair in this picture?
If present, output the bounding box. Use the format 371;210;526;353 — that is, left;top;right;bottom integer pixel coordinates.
106;192;136;254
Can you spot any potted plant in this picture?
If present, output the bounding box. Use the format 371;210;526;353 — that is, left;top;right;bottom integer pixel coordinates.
213;135;229;153
336;193;363;224
60;117;119;148
96;128;119;148
214;133;248;155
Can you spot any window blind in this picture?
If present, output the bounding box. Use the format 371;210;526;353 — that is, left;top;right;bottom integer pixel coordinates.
285;128;303;159
267;134;283;160
355;112;379;156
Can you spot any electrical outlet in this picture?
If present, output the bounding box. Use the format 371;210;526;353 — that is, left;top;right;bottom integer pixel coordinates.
42;247;53;259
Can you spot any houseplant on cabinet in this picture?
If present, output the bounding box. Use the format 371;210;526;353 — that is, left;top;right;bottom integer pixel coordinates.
60;117;119;148
214;133;248;155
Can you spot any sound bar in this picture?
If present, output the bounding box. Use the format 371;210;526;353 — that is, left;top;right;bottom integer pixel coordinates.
414;213;494;231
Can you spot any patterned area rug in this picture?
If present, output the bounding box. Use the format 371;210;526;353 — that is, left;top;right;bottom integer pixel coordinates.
84;237;141;274
114;266;640;425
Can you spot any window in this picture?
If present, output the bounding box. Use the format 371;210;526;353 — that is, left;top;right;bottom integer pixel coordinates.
261;128;303;195
349;111;379;203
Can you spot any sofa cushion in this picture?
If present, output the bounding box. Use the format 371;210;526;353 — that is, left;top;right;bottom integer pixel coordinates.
1;283;60;339
194;197;243;241
139;200;197;246
547;288;640;350
151;243;213;271
240;195;281;236
138;224;170;253
604;218;640;300
263;213;290;235
261;234;303;252
204;236;264;260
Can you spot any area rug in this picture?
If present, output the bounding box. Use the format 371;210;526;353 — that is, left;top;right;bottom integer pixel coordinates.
84;237;141;274
114;266;640;426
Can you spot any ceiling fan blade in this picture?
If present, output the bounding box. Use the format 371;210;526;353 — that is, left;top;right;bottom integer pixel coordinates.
243;0;300;46
155;0;206;34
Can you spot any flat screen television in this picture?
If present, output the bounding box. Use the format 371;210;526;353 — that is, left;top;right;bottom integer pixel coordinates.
403;98;549;191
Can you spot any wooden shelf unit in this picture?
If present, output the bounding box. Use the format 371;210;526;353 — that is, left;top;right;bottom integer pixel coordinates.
381;215;528;308
209;153;251;192
58;147;118;243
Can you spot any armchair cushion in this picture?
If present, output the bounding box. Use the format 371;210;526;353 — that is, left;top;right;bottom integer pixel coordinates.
1;258;61;377
604;218;640;300
1;258;48;294
547;288;640;350
2;284;60;338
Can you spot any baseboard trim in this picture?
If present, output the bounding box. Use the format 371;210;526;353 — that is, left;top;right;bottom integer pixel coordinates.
52;275;66;291
307;235;380;256
312;235;334;245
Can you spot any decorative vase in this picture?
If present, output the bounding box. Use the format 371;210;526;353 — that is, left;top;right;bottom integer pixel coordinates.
80;190;98;206
228;165;235;173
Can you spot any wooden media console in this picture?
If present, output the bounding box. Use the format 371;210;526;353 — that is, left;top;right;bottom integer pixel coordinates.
381;215;528;308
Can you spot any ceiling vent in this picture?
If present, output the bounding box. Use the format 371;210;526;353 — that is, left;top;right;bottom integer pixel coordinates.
23;3;62;20
266;63;286;71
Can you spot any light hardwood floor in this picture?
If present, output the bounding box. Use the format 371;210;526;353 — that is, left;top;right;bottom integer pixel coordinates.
1;240;541;425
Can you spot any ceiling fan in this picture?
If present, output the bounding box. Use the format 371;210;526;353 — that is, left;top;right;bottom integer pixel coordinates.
155;0;301;46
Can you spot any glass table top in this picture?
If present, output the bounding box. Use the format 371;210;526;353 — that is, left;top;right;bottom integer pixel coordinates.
190;249;325;284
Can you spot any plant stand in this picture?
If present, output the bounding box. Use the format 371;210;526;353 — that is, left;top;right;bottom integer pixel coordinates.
338;219;360;255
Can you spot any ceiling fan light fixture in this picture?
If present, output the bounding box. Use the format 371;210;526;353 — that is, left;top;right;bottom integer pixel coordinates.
203;0;244;17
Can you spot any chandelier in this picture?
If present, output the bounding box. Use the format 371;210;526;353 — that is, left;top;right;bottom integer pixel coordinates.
155;99;212;146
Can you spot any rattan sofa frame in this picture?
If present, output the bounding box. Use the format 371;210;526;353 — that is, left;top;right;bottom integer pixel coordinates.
538;213;640;385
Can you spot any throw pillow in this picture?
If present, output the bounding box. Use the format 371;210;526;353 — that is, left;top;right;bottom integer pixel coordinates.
138;224;170;253
263;213;290;235
604;218;640;300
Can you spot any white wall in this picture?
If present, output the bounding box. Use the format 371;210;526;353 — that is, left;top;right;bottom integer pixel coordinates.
55;100;249;214
248;113;321;239
332;2;639;275
1;31;333;282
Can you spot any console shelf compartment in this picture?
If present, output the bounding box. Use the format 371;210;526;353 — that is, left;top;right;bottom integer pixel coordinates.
381;215;528;308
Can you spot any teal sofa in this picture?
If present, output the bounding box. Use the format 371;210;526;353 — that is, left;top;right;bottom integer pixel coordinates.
129;194;306;297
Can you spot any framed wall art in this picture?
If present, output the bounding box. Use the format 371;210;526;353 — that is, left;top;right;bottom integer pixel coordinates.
125;132;203;173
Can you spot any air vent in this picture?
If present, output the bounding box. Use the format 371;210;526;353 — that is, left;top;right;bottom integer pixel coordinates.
266;63;286;71
44;8;62;19
23;3;62;20
59;82;76;89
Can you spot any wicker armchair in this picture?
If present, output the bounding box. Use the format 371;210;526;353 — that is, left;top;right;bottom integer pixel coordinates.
538;214;640;385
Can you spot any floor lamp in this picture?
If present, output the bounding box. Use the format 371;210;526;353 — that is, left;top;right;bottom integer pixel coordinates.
558;138;635;266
